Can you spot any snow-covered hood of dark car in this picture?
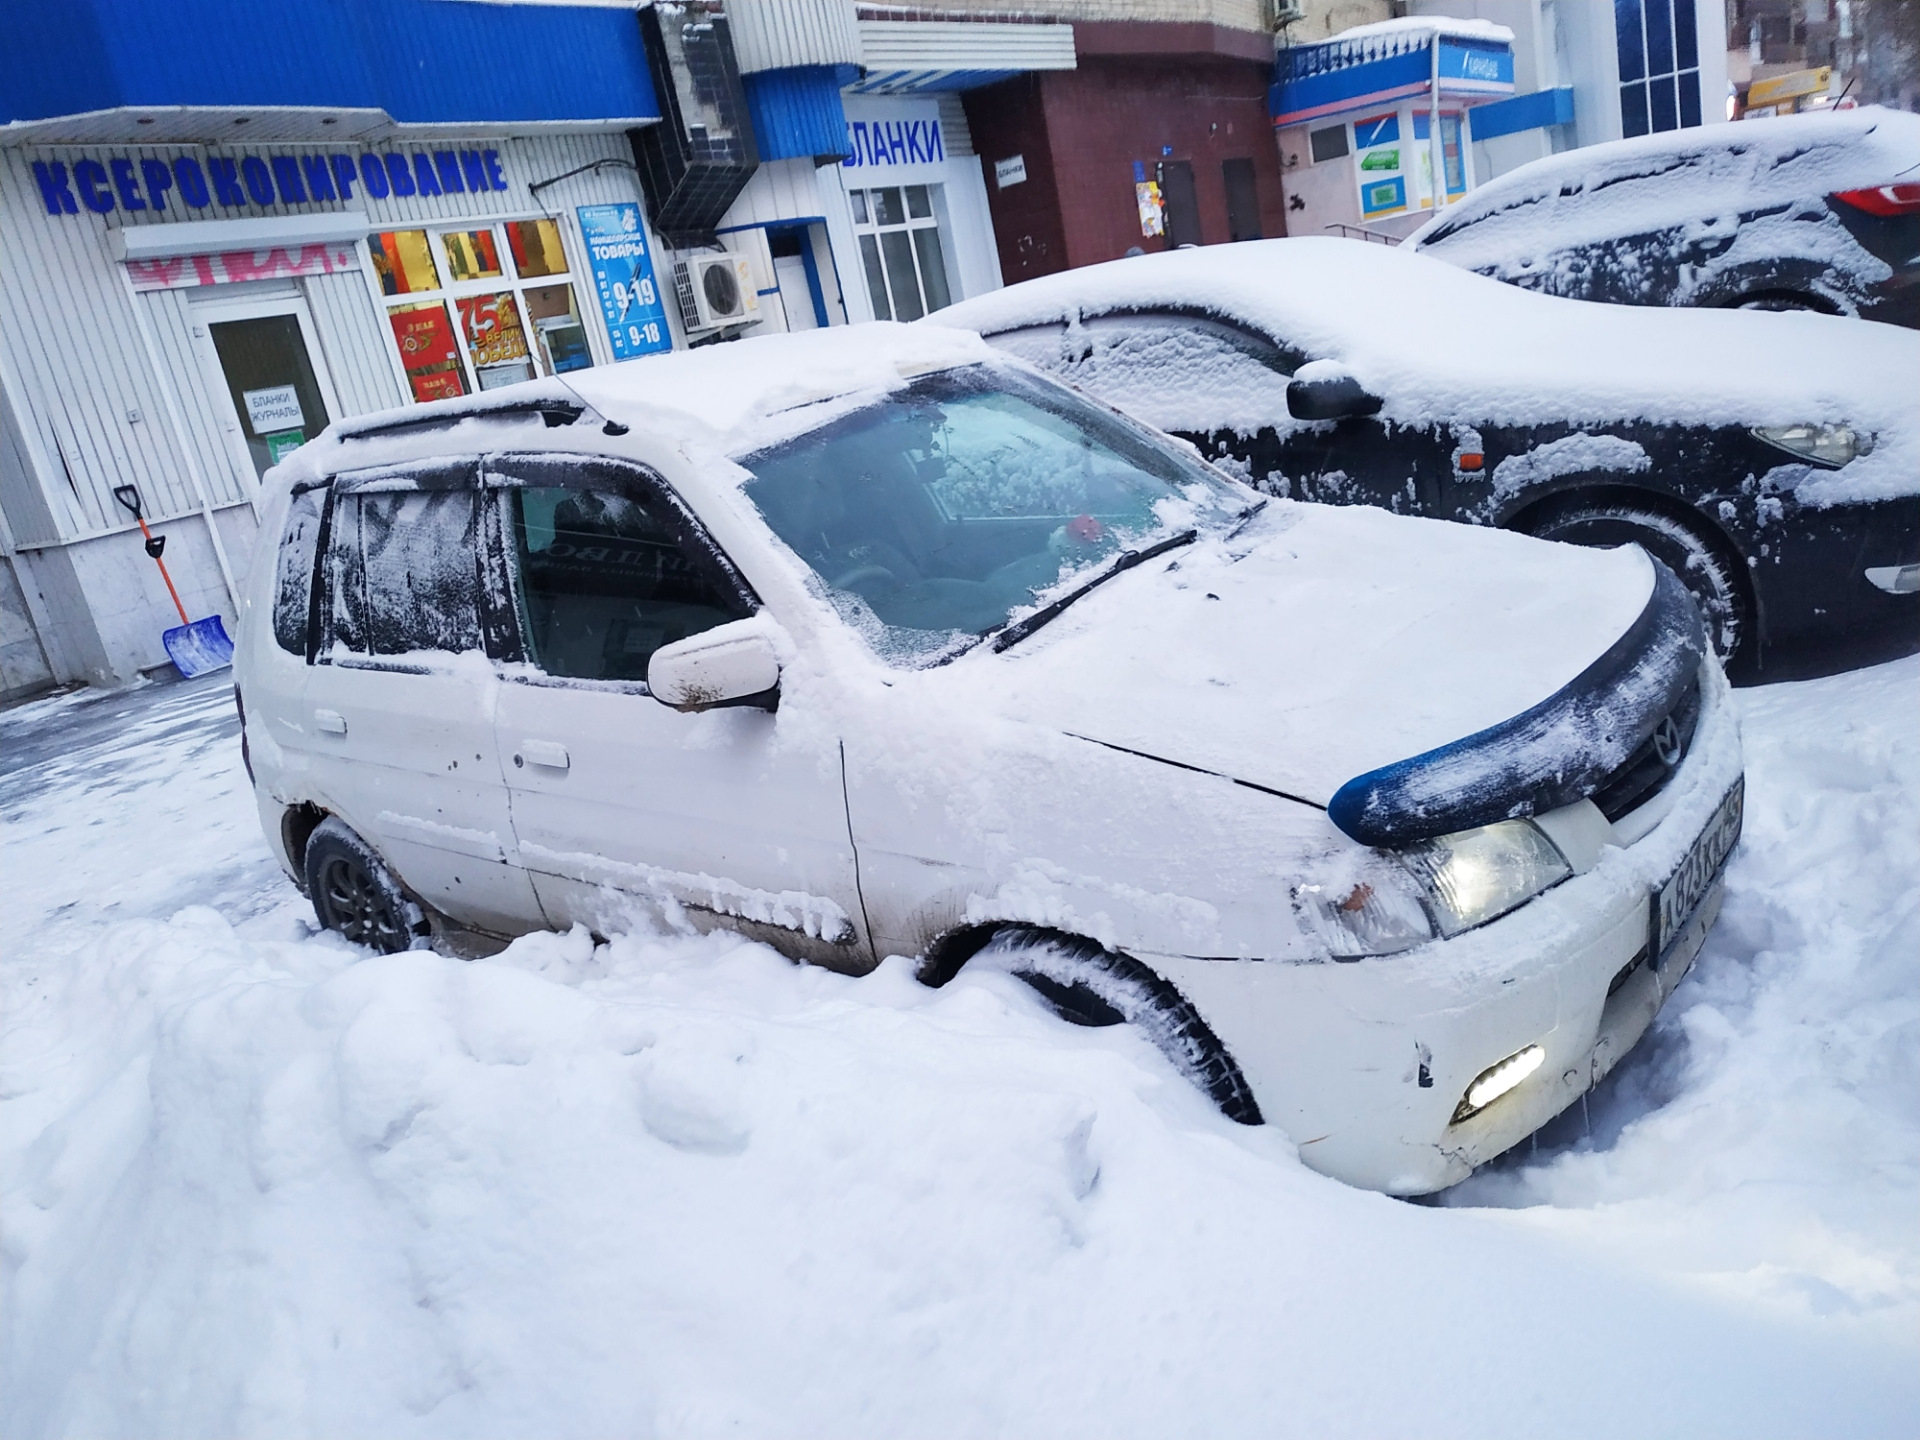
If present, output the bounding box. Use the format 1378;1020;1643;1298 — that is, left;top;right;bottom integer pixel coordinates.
947;501;1666;813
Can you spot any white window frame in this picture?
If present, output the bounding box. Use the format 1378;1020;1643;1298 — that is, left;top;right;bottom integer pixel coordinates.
848;183;955;323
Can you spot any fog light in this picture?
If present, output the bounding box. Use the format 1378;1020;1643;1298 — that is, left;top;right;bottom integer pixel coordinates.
1450;1044;1545;1124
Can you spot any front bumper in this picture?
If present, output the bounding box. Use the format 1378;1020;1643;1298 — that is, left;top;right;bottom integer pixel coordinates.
1149;661;1744;1194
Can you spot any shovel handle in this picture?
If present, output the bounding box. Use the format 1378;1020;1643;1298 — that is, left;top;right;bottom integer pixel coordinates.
114;484;191;626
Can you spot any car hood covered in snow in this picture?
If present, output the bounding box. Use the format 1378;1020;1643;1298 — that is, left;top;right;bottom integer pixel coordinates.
935;500;1681;826
930;236;1920;506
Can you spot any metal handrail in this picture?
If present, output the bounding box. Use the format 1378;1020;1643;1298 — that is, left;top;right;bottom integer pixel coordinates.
1323;223;1403;246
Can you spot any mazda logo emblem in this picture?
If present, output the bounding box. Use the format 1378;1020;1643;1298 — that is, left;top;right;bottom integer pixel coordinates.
1651;715;1686;769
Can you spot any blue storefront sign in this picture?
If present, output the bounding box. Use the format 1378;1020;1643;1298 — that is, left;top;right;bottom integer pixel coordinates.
577;204;671;360
30;148;510;217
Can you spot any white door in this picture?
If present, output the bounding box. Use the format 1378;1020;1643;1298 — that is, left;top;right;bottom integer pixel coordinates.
296;459;543;935
484;453;869;968
192;292;342;487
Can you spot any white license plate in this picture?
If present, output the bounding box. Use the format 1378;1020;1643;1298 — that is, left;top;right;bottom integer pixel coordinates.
1652;777;1744;962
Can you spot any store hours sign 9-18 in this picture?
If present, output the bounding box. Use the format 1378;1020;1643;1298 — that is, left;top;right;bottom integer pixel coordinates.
578;204;671;359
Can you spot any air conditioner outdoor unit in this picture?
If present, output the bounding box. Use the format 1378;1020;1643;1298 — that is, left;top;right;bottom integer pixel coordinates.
675;253;760;332
1271;0;1305;24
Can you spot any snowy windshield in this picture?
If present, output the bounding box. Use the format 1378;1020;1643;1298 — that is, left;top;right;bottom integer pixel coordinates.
740;363;1244;665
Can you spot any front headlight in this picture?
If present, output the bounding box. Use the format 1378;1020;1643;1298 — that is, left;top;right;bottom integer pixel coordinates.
1752;422;1868;468
1295;819;1573;958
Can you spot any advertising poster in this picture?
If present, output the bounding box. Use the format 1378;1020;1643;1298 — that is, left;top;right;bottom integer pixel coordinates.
577;203;672;360
1133;161;1165;238
387;303;466;403
1352;113;1408;220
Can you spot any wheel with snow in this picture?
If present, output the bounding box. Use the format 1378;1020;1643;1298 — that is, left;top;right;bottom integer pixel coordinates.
1517;496;1751;671
971;927;1264;1125
303;816;432;954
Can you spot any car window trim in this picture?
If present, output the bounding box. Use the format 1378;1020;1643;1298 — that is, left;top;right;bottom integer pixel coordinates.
311;458;495;668
482;450;761;692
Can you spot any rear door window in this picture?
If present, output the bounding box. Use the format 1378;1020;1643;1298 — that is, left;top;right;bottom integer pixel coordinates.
986;312;1304;436
320;461;491;660
488;455;754;684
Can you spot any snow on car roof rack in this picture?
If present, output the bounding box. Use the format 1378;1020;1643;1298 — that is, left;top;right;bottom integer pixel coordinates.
333;382;597;443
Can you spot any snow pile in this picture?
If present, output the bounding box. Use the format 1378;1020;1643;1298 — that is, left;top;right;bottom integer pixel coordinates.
5;661;1920;1437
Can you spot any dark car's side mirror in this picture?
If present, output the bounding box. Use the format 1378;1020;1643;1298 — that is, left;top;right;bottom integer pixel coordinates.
1287;366;1384;421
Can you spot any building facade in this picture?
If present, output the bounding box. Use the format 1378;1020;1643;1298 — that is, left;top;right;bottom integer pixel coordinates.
1273;0;1732;241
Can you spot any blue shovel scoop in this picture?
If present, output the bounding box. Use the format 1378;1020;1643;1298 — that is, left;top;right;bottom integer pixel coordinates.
112;485;235;678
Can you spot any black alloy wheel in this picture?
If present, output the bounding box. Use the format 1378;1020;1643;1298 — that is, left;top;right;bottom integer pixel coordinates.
302;816;430;954
1519;496;1752;672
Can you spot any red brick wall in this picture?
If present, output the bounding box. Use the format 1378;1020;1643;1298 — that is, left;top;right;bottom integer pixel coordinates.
965;47;1287;284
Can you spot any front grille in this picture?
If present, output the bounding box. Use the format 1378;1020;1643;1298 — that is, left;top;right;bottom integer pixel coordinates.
1589;676;1702;822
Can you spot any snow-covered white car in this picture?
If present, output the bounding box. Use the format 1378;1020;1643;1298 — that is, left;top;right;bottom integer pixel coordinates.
236;325;1744;1194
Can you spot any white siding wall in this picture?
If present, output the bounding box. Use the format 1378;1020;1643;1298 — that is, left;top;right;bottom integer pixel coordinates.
1;133;653;545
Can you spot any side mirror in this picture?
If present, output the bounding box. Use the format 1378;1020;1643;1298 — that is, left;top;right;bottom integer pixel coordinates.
1287;362;1384;421
647;619;782;712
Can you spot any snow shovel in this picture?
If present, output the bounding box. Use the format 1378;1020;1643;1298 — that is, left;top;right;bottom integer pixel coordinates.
112;484;234;678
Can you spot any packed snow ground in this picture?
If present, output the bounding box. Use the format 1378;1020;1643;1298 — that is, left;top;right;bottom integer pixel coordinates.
2;660;1916;1438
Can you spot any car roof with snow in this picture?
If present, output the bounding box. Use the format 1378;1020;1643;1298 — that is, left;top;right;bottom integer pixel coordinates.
929;237;1919;505
274;323;1002;487
1405;106;1920;253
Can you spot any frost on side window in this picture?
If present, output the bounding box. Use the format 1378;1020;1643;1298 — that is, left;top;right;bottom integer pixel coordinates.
325;485;483;658
987;313;1301;437
272;485;326;656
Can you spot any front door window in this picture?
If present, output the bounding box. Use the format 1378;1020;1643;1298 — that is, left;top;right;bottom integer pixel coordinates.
206;313;332;479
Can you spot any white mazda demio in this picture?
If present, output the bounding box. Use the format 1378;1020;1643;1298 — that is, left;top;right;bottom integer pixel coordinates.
237;324;1743;1194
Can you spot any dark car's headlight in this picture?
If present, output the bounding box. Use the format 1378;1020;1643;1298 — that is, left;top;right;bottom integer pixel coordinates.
1295;820;1573;958
1753;422;1869;468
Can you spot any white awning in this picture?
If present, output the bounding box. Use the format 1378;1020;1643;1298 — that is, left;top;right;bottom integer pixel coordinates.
108;211;370;262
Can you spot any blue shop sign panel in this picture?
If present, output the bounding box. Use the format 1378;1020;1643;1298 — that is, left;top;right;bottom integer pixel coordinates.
29;147;512;217
577;204;671;360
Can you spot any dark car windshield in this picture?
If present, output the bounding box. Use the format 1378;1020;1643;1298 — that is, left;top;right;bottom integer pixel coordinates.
739;363;1243;665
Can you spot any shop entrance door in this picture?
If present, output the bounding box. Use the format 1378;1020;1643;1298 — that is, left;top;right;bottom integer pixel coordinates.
192;294;341;483
1156;161;1202;248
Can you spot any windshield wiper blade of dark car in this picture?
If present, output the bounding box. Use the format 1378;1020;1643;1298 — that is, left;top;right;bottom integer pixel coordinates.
990;529;1199;654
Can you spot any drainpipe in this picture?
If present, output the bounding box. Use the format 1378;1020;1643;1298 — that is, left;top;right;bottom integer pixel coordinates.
1429;32;1447;213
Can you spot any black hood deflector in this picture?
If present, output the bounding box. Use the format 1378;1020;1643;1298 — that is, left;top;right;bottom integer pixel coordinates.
1327;561;1705;847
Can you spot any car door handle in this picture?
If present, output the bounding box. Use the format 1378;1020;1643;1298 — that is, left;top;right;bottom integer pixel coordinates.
517;739;570;771
314;709;347;735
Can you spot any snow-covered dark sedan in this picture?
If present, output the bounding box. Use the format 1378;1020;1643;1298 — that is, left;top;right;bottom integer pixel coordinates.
1405;108;1920;329
935;238;1920;682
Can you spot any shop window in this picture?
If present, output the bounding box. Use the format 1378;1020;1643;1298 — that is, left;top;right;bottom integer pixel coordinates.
375;219;595;404
455;292;535;390
507;219;569;279
1617;0;1701;137
387;301;470;404
370;229;438;296
523;284;592;374
850;183;953;323
441;229;505;282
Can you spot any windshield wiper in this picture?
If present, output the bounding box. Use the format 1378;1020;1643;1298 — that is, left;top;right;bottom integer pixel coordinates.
990;529;1198;653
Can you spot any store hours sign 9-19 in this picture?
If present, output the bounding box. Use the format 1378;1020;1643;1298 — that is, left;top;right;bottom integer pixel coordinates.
578;204;670;359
